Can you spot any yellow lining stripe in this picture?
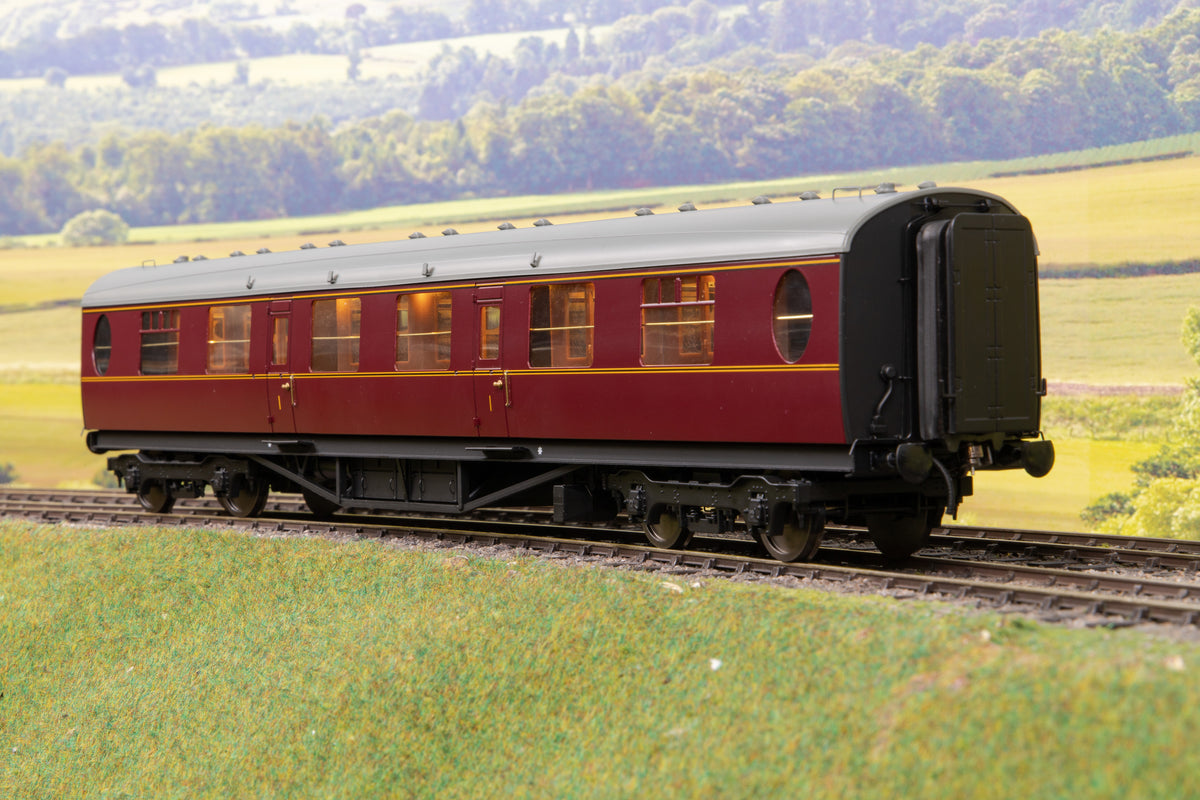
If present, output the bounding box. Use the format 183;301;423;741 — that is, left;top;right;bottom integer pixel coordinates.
82;363;839;383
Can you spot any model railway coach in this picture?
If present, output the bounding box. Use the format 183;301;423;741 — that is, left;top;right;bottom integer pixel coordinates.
82;184;1054;561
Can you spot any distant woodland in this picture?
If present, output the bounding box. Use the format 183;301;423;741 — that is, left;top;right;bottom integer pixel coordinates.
1;0;1198;236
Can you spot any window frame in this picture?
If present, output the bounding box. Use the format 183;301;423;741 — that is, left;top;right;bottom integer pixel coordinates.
640;274;715;366
771;270;814;364
207;303;253;374
529;282;595;369
92;314;112;376
139;308;181;375
310;296;362;373
395;291;453;371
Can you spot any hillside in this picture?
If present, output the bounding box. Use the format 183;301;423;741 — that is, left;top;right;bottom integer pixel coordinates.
1;0;1199;237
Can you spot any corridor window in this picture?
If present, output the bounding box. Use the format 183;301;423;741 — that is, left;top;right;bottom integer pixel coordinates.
529;283;594;368
92;315;112;375
641;275;715;365
772;270;813;363
396;292;452;370
311;297;361;372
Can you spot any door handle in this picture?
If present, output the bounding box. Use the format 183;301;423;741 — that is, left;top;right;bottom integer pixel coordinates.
492;371;512;407
280;382;291;390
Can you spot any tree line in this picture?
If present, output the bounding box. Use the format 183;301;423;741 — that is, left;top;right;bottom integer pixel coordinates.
2;7;1200;236
0;0;1181;81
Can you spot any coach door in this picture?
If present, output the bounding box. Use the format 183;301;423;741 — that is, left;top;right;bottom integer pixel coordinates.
266;300;297;433
916;212;1042;440
472;285;510;437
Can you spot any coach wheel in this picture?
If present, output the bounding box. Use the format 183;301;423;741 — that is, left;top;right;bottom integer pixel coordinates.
302;488;340;520
866;507;942;559
137;480;175;514
754;508;825;562
643;504;692;550
217;480;269;518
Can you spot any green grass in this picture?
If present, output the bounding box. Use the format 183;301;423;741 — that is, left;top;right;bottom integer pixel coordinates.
2;520;1199;798
1041;394;1181;440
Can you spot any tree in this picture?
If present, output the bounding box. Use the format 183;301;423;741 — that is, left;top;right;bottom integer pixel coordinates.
61;209;130;246
0;463;17;485
43;66;67;88
1086;309;1200;539
121;64;157;88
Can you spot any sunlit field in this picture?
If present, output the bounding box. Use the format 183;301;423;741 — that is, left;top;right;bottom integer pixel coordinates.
0;28;580;92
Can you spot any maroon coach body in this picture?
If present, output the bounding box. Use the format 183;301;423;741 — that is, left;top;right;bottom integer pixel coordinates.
82;185;1054;561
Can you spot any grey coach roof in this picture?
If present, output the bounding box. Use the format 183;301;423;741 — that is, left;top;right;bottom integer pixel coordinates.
82;187;1012;309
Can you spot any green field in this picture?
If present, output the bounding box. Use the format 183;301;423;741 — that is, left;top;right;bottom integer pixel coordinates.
3;520;1199;798
1041;273;1200;385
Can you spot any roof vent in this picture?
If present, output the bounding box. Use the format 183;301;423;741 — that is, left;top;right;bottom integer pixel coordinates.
799;191;821;201
677;202;697;212
498;222;516;230
328;240;346;247
918;181;937;190
230;250;245;257
751;195;772;205
409;232;426;239
442;228;459;236
256;247;271;255
874;183;897;194
635;207;654;216
174;255;189;263
193;255;208;261
533;218;553;227
300;243;316;250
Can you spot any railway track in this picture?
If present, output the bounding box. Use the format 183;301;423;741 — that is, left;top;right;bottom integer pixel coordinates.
6;487;1200;630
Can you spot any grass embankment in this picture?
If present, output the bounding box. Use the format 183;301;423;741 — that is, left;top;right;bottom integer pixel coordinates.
2;521;1198;798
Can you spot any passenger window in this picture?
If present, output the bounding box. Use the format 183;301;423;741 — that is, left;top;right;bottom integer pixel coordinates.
92;314;112;375
139;308;181;375
772;270;813;363
207;304;252;374
311;297;361;372
529;283;594;368
479;305;500;360
396;292;452;370
641;275;715;365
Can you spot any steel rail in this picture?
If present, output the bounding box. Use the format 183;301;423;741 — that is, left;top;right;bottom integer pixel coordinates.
5;488;1200;629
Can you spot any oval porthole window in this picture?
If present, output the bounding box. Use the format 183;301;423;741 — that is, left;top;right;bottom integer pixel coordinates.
93;315;112;375
772;270;813;363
